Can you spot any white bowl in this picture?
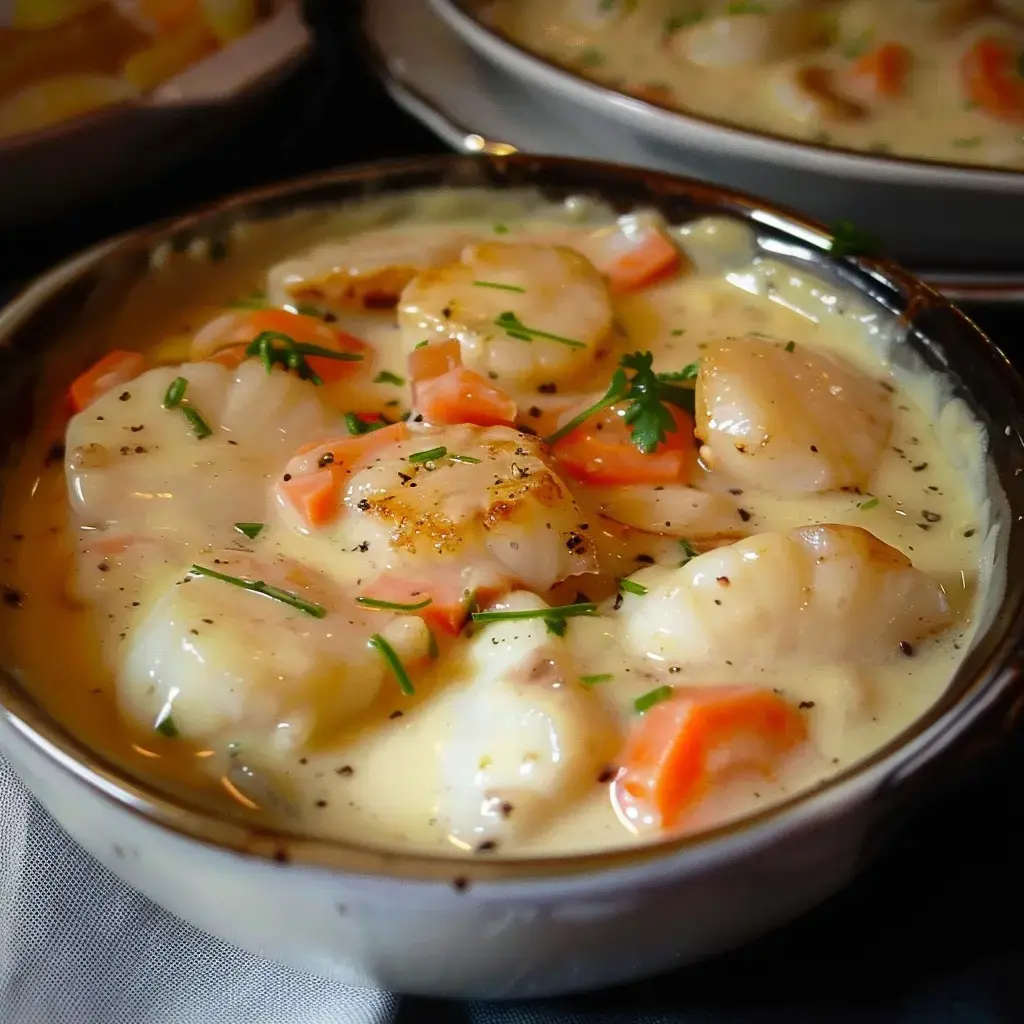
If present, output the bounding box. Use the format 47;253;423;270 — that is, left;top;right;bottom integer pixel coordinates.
427;0;1024;270
0;2;310;230
1;155;1023;998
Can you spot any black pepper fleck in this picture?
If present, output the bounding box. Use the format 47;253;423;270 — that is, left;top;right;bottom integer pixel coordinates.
899;640;914;657
738;508;752;522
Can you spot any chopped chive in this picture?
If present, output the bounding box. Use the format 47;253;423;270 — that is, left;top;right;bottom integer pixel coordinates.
493;223;509;234
369;633;415;695
189;563;326;618
634;685;674;713
471;602;597;624
356;595;433;612
679;538;699;565
545;617;568;637
784;340;796;353
474;280;526;293
494;311;585;348
618;578;649;596
580;673;613;686
344;412;367;435
427;629;439;661
163;376;188;409
234;522;264;540
858;497;880;510
415;339;429;349
155;716;179;738
408;445;448;464
373;370;406;385
181;406;213;440
670;328;685;336
449;454;482;464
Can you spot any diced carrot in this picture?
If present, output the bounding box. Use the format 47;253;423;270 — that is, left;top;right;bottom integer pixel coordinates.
408;339;463;383
415;367;517;428
359;573;512;636
551;401;696;486
279;465;345;529
613;687;808;829
194;308;369;382
282;422;409;529
851;43;912;98
962;36;1024;123
589;222;683;294
68;350;145;413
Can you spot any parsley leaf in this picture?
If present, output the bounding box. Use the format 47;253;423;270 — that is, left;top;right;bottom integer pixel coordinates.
544;351;697;454
828;220;882;259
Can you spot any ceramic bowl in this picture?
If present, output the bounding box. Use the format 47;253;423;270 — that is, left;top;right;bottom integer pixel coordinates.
0;2;310;231
427;0;1024;270
1;154;1023;999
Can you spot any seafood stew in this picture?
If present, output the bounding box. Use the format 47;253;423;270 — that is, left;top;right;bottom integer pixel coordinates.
477;0;1024;170
0;177;996;860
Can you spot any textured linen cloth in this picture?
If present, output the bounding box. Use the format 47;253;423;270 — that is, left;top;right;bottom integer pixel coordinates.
0;754;398;1024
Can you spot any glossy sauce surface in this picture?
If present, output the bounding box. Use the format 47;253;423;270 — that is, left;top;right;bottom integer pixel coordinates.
482;0;1024;170
0;189;989;858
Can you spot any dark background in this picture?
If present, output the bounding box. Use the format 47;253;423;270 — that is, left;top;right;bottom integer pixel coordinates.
5;3;1024;1020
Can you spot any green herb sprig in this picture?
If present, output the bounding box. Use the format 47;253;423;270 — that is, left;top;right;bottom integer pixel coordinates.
545;351;697;453
356;596;433;612
245;330;363;386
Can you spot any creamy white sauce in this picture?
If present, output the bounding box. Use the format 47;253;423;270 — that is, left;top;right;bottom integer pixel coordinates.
483;0;1024;170
0;188;993;859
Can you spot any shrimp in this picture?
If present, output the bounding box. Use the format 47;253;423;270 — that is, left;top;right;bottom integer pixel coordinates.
397;241;614;391
669;5;827;68
265;225;475;315
695;335;892;493
117;551;432;755
65;360;333;541
274;423;598;593
621;524;951;667
438;591;618;849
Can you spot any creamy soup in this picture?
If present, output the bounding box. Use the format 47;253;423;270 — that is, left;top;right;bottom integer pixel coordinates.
481;0;1024;170
0;189;989;859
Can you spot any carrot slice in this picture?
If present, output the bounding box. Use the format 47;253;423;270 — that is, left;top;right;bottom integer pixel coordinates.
359;573;512;636
279;466;344;529
68;350;145;413
851;43;911;98
194;308;368;382
961;36;1024;122
588;221;683;294
415;367;517;428
408;339;463;383
613;687;808;829
551;401;696;486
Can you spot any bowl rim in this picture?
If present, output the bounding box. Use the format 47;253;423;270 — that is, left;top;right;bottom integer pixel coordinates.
2;151;1023;892
430;0;1024;188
